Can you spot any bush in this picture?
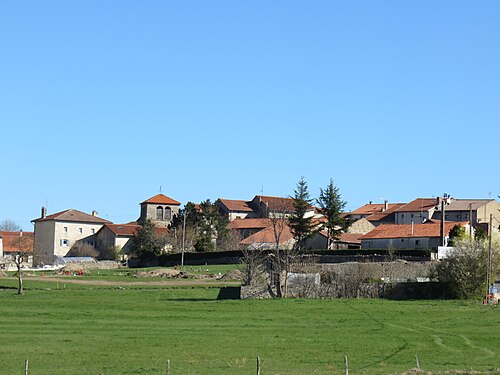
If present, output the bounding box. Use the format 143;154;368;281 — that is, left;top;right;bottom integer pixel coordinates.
67;243;99;258
431;238;498;299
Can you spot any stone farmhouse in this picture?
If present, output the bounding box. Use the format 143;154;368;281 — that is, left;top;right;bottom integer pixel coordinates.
32;194;179;266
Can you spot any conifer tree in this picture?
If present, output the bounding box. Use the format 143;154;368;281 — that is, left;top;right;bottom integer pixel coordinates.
289;177;316;250
317;178;351;249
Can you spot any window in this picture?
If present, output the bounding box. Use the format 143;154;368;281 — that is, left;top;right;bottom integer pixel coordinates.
91;228;95;234
60;239;70;247
401;214;405;218
79;227;83;234
411;214;414;218
415;240;420;245
164;207;172;220
156;206;163;220
64;226;68;232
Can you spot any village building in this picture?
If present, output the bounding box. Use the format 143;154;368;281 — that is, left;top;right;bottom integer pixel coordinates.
360;221;471;250
32;208;111;266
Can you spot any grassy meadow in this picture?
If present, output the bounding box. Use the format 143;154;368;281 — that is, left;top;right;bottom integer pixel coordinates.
0;273;499;375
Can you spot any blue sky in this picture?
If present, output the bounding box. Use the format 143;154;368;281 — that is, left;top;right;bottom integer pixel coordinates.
1;1;499;230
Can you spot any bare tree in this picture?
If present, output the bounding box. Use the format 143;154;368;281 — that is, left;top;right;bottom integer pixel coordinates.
268;205;297;298
10;233;32;295
0;219;22;232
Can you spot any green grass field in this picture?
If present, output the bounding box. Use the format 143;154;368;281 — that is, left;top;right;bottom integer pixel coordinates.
0;274;499;375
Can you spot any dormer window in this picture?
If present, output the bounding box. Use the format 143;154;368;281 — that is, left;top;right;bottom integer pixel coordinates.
156;206;164;220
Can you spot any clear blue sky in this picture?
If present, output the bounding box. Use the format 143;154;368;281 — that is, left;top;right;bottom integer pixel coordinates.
1;1;499;230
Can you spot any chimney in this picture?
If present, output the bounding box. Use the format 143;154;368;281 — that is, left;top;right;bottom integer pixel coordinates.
384;200;389;211
92;210;98;217
41;206;47;219
20;230;23;237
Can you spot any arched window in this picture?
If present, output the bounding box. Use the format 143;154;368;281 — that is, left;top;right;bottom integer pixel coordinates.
164;207;172;220
156;206;163;220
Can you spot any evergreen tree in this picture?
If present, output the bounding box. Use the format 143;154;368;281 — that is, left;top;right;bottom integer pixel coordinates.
317;178;351;249
130;219;165;258
289;177;316;250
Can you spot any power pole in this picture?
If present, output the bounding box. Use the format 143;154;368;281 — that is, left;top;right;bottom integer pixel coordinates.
181;208;187;267
469;203;473;237
485;214;493;303
440;198;446;247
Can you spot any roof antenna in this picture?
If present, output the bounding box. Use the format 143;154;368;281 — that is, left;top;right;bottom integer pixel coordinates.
260;185;264;195
159;185;162;194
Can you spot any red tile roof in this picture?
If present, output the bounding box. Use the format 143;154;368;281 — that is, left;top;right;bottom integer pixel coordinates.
256;195;296;212
394;198;439;213
350;204;386;215
240;225;293;245
104;224;141;236
0;231;34;253
218;199;254;212
229;218;272;230
141;194;180;206
361;221;468;240
32;209;112;224
101;224;168;237
365;203;406;221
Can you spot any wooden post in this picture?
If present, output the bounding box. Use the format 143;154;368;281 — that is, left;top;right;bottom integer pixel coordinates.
344;355;349;375
256;356;261;375
415;353;420;370
166;359;170;375
24;359;29;375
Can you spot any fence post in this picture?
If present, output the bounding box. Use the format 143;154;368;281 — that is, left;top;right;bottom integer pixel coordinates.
256;356;261;375
344;355;348;375
166;359;170;375
24;359;29;375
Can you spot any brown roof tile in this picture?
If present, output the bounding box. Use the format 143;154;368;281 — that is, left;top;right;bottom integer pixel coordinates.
229;218;272;230
32;209;112;224
104;224;140;236
141;194;181;206
0;231;34;253
218;199;254;212
256;195;296;212
394;198;439;213
240;226;293;245
361;221;468;240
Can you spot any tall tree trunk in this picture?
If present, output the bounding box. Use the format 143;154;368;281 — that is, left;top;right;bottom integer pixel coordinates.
17;260;23;295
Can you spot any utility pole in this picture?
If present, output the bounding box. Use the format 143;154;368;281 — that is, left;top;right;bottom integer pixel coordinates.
440;198;446;247
181;208;187;267
469;203;473;237
485;214;493;303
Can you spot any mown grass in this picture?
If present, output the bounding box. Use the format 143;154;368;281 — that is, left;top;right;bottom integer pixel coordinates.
0;278;499;375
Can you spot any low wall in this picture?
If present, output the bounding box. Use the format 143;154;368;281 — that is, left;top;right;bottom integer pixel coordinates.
241;282;449;300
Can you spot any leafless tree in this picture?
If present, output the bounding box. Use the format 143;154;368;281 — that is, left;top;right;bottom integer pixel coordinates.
0;219;22;232
268;206;298;298
11;233;32;295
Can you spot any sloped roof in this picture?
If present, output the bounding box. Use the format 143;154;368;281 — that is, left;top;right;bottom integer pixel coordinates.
256;195;296;212
350;204;386;215
103;224;141;236
32;209;112;224
218;199;254;212
365;203;406;221
240;225;294;245
436;199;495;211
0;231;34;253
317;230;363;244
229;218;272;230
360;221;467;240
101;223;168;237
395;198;439;213
141;194;181;206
